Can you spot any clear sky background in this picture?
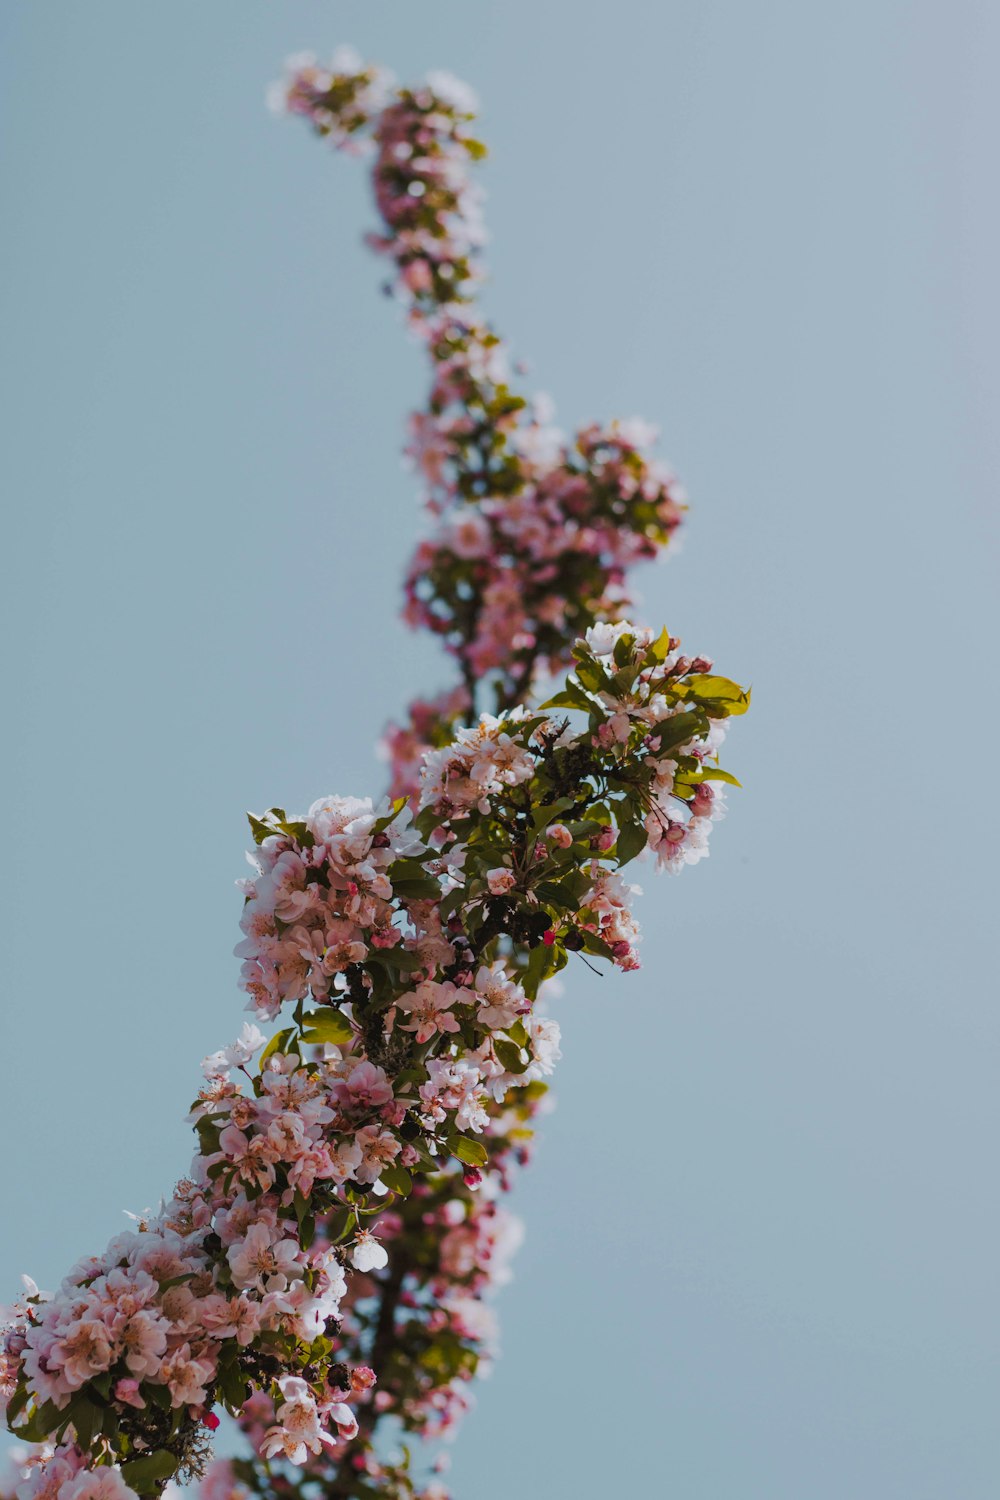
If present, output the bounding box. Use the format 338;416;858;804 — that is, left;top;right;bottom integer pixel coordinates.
2;4;998;1497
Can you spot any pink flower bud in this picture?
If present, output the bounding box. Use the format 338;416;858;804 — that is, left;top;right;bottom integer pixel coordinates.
463;1167;483;1189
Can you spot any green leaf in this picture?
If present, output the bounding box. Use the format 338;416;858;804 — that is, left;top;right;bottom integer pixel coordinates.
575;657;609;694
539;683;594;712
218;1355;248;1411
494;1038;529;1074
448;1134;488;1167
608;666;638;698
121;1450;179;1493
247;813;273;846
380;1164;414;1196
274;818;313;847
292;1188;316;1251
387;857;433;882
299;1009;353;1046
157;1272;196;1292
646;625;672;663
377;947;430;973
684;675;751;715
612;632;636;667
9;1402;52;1444
4;1381;28;1427
391;877;442;901
616;821;648;864
700;766;743;788
325;1205;355;1244
648;710;708;756
66;1393;100;1450
534;880;574;911
531;796;574;832
580;928;614;960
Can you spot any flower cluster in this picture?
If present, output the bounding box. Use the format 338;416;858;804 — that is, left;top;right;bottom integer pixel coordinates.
277;47;686;738
1;1047;368;1497
4;49;749;1500
2;630;744;1497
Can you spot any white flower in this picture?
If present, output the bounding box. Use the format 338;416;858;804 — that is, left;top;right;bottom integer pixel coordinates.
202;1022;267;1077
584;620;637;658
350;1230;388;1273
424;69;479;114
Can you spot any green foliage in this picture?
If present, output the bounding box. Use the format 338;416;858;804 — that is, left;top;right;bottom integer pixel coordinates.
448;1134;489;1167
120;1450;179;1493
299;1009;354;1045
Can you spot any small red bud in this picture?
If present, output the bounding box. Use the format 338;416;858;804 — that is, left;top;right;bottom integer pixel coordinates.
542;929;556;946
202;1412;221;1431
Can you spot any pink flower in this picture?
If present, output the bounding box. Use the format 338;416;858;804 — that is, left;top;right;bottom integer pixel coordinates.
259;1374;336;1465
353;1124;401;1184
114;1377;146;1410
198;1293;262;1347
332;1061;393;1110
397;980;461;1044
61;1470;138;1500
486;867;516;894
217;1125;277;1192
159;1342;214;1408
113;1310;167;1378
52;1318;113;1389
474;963;525;1031
227;1224;302;1294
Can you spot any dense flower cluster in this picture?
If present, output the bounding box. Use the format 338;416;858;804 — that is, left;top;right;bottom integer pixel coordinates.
1;634;744;1497
3;49;748;1500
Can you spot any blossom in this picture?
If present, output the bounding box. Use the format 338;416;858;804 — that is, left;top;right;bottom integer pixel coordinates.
397;979;461;1044
52;1318;113;1389
1;54;746;1500
260;1374;344;1465
159;1342;214;1408
60;1471;138;1500
198;1293;262;1347
113;1377;145;1410
353;1124;401;1184
227;1224;302;1294
113;1309;167;1377
331;1060;393;1111
350;1230;388;1273
474;963;525;1031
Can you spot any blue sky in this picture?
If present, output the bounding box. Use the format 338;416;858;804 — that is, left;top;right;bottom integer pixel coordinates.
2;4;998;1496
